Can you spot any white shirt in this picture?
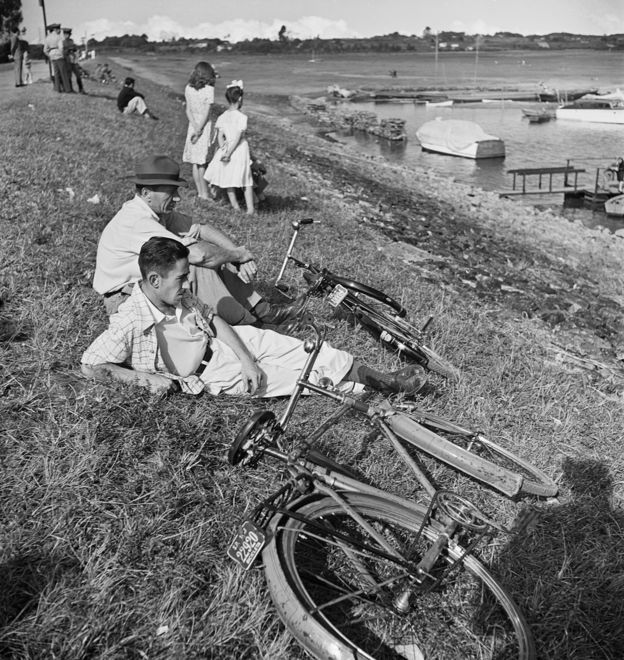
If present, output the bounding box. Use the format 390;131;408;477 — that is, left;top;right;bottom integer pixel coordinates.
94;195;193;295
144;295;208;377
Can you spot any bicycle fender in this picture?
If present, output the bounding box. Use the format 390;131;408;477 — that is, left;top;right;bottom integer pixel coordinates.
384;412;523;498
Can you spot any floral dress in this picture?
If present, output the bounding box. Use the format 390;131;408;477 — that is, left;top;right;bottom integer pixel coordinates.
182;84;215;165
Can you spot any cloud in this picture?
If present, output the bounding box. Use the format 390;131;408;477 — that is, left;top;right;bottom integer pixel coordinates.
80;15;359;42
449;19;501;35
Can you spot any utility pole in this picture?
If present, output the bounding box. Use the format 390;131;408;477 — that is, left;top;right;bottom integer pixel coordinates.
39;0;53;79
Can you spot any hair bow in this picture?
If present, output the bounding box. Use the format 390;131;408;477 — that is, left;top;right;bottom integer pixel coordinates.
227;79;243;89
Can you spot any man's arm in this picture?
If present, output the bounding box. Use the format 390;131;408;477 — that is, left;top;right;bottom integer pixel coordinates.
81;363;174;394
187;240;255;271
81;319;175;395
211;316;264;394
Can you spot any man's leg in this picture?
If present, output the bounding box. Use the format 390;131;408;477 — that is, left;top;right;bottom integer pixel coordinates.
52;59;63;92
14;55;22;86
59;60;72;92
200;326;355;397
189;265;259;325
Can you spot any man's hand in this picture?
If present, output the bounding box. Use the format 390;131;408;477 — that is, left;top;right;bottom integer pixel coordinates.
236;259;257;283
239;358;264;394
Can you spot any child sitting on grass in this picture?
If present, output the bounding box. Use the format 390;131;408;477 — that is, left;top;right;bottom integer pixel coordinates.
204;81;256;215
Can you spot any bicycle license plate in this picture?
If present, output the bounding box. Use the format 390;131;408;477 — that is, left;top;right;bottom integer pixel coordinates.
227;520;266;570
327;283;349;307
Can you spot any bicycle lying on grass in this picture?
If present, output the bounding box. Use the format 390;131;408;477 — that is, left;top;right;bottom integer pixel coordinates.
227;321;556;659
274;218;460;381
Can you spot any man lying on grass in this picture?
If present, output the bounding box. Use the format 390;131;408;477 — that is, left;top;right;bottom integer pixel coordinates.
94;155;302;327
82;237;426;398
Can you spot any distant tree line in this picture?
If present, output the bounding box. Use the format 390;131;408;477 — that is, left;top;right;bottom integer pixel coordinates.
85;31;624;56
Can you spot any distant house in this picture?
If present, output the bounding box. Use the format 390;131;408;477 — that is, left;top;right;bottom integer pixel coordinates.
438;42;448;49
450;43;460;50
536;40;550;48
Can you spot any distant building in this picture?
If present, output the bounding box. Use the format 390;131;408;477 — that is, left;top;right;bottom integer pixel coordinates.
536;40;550;48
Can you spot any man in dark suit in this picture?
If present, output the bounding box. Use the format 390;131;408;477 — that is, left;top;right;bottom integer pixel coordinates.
9;27;24;88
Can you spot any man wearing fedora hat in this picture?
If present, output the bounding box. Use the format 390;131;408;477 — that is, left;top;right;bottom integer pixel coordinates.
82;236;426;398
44;23;71;93
93;155;303;327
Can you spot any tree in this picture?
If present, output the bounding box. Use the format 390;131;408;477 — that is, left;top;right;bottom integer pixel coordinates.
0;0;22;31
278;24;287;42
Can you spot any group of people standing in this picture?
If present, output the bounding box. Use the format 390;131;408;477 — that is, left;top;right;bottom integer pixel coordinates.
42;22;85;94
182;62;266;215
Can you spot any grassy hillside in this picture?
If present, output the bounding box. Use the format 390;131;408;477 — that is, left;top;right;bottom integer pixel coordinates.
1;62;623;658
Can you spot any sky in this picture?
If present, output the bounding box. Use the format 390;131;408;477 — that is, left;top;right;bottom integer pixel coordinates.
20;0;624;44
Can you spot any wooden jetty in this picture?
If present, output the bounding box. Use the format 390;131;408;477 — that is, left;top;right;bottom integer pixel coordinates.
498;164;585;196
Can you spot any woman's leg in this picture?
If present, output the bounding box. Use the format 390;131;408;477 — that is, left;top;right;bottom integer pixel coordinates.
197;164;209;198
226;188;241;210
243;186;255;215
191;164;203;196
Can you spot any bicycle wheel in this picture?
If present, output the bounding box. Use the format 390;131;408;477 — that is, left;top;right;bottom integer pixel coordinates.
350;303;460;381
390;409;558;498
263;493;535;660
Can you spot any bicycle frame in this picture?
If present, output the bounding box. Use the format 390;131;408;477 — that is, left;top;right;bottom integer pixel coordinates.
273;319;525;501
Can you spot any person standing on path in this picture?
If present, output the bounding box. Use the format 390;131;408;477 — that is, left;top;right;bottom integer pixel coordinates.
204;81;256;215
63;28;85;94
9;27;24;88
44;23;71;93
182;61;217;201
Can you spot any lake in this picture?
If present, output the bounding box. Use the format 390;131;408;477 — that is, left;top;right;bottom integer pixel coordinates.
128;49;624;229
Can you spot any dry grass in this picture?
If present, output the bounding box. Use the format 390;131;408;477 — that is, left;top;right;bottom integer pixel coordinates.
1;61;623;659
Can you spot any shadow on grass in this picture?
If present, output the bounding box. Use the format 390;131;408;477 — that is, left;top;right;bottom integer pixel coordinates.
0;553;80;631
497;456;624;659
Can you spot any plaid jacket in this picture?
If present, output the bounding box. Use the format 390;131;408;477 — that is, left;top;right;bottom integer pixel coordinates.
82;284;214;395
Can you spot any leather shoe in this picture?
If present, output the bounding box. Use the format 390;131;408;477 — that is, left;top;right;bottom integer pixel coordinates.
383;365;426;396
256;295;307;326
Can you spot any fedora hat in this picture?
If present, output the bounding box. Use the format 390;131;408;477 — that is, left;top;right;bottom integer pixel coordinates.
47;23;61;30
129;155;187;187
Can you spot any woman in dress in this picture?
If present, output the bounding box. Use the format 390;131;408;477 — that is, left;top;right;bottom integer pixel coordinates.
204;81;255;215
182;61;216;200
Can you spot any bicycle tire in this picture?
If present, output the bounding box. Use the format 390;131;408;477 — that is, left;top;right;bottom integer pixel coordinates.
386;408;558;498
349;302;460;381
263;493;535;660
320;269;407;318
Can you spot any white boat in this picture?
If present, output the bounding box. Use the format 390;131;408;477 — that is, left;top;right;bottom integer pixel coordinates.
605;194;624;216
416;118;505;159
425;99;453;108
555;97;624;124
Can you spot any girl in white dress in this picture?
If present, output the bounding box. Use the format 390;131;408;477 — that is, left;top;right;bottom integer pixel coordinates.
182;62;216;200
204;81;255;215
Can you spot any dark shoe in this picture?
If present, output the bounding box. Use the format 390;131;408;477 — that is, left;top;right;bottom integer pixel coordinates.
383;365;427;396
255;296;307;326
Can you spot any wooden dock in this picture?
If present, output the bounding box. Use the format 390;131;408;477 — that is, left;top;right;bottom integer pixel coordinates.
496;163;585;197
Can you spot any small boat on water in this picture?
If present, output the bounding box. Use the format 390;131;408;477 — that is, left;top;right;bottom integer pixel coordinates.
556;91;624;124
416;118;505;160
521;107;555;123
556;99;624;124
605;194;624;217
425;99;453;108
537;87;598;102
